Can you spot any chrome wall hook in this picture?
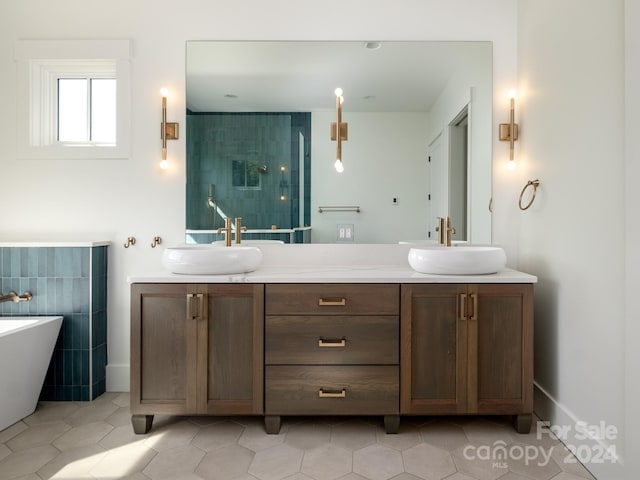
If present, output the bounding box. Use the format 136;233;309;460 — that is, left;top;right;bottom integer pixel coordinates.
124;236;136;248
151;236;162;248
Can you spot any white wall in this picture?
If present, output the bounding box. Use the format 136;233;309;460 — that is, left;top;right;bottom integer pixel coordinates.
0;0;517;392
624;1;640;478
310;111;430;243
517;1;629;478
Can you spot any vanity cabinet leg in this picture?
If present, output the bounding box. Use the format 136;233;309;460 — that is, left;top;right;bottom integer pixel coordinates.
513;414;532;434
384;415;400;434
131;414;154;434
265;415;282;434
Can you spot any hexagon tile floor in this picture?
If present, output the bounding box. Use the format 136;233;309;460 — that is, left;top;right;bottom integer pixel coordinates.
0;393;596;480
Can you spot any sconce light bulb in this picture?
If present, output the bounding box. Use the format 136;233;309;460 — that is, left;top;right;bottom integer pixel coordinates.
508;160;516;170
160;87;169;98
280;195;286;201
334;87;343;97
159;159;169;170
508;89;517;99
334;159;344;173
280;166;286;172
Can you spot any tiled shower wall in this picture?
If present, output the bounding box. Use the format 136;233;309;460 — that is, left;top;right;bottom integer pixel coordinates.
187;112;311;233
0;245;108;401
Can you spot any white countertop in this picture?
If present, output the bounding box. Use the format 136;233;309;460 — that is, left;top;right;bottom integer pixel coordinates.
128;266;536;284
127;244;537;284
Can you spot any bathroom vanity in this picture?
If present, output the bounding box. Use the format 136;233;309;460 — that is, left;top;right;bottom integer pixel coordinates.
129;244;535;435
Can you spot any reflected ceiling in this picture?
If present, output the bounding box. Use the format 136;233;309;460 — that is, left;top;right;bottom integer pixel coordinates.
186;41;488;113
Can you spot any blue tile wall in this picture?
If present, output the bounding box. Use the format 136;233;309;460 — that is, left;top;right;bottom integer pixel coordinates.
0;245;108;401
186;112;311;233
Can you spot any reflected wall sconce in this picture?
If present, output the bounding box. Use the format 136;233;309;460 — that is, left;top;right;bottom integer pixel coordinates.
279;166;288;200
499;89;519;169
331;87;348;173
160;87;179;170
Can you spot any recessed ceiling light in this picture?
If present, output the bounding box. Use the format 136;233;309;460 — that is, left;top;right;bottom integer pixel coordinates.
363;42;381;50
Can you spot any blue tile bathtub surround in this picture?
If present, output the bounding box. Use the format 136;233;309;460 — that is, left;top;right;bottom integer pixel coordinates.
0;245;108;401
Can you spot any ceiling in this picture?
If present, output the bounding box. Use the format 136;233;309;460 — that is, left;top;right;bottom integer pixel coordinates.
186;41;492;113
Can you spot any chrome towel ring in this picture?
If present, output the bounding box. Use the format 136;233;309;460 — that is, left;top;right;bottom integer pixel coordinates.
519;179;540;211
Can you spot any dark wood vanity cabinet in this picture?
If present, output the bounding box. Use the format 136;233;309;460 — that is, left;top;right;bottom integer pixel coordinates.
400;283;533;433
130;283;264;434
129;280;533;435
264;284;401;434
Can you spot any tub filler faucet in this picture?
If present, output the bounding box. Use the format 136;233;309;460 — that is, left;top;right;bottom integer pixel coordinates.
0;291;33;303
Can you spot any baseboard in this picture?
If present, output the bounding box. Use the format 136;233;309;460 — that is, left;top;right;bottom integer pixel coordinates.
106;364;130;392
534;382;624;479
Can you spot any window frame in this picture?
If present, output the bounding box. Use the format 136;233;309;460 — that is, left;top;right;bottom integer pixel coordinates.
15;40;131;159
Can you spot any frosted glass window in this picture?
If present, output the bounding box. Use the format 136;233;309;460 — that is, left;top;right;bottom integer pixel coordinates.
58;79;88;142
58;78;116;143
91;79;117;142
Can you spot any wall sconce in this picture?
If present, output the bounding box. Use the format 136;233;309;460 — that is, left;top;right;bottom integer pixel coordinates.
499;89;519;169
279;166;288;200
331;87;348;173
160;87;179;170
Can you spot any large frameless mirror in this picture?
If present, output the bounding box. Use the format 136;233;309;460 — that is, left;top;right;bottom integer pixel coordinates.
186;41;492;244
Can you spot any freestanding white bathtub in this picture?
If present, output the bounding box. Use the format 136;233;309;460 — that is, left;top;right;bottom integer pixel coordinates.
0;316;62;431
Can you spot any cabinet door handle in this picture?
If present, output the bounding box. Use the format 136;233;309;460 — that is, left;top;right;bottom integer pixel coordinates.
459;293;467;321
187;293;204;320
469;293;478;321
318;388;346;398
318;338;347;347
187;293;196;319
318;298;346;307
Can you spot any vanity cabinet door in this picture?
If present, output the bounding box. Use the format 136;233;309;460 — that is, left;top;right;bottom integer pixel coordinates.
197;284;264;415
131;283;197;416
400;284;469;414
130;283;264;433
468;284;533;415
400;283;534;426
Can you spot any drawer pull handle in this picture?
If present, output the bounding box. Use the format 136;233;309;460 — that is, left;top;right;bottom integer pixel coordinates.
318;388;346;398
318;298;346;306
318;338;347;348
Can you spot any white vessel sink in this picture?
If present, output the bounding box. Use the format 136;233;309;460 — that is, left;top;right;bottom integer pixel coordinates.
408;246;506;275
162;244;262;275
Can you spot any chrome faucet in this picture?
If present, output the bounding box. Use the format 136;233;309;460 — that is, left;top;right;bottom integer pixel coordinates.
234;217;247;244
436;216;456;246
217;217;233;247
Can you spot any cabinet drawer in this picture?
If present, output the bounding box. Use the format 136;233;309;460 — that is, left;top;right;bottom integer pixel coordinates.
265;365;399;415
266;315;398;365
265;284;399;315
